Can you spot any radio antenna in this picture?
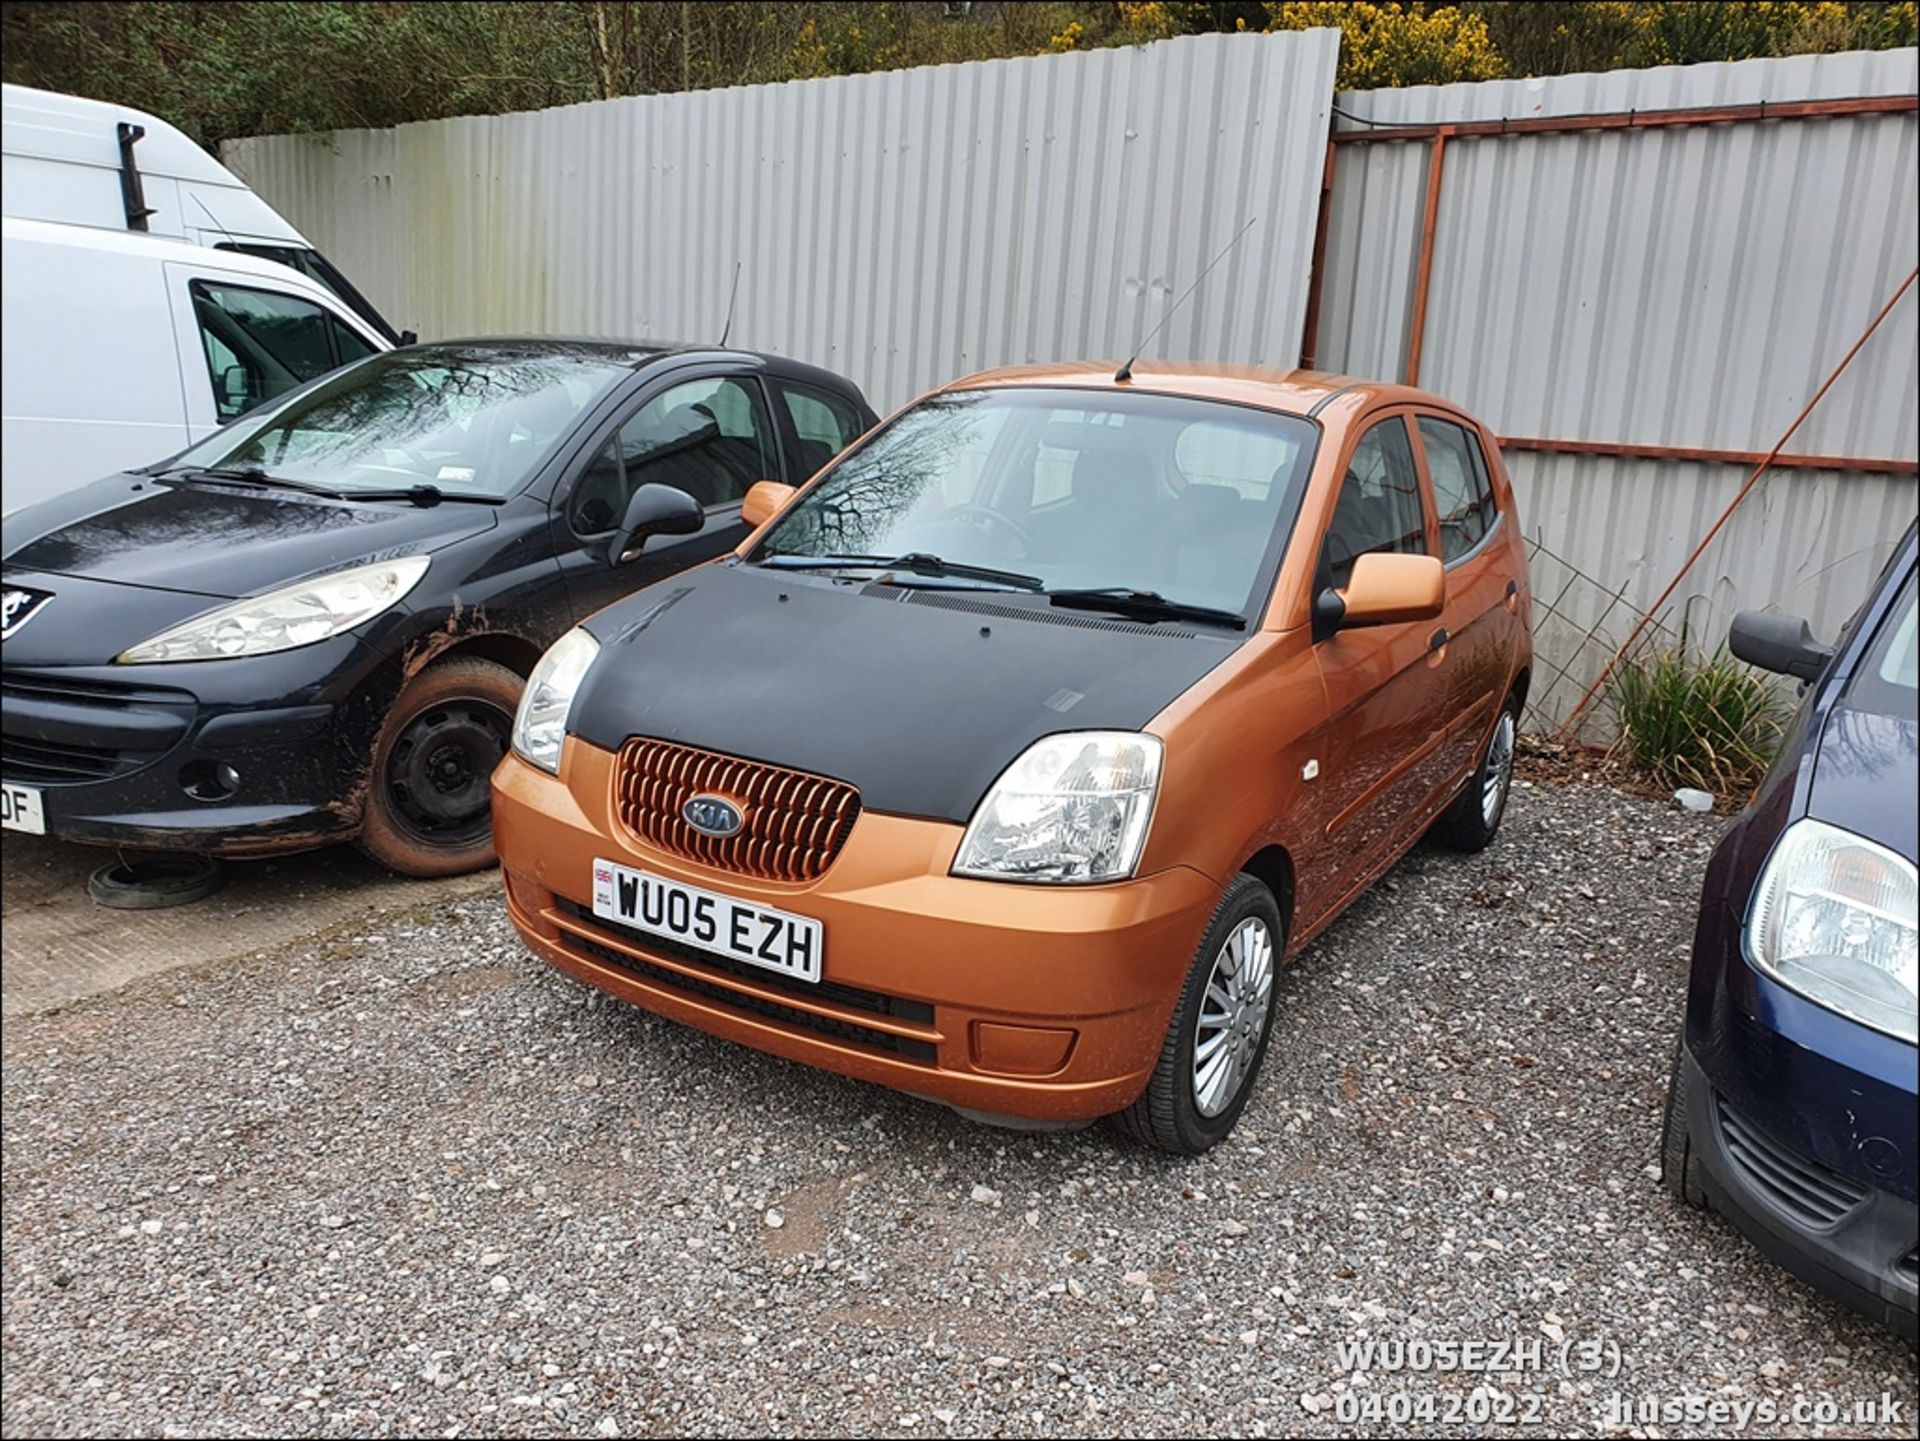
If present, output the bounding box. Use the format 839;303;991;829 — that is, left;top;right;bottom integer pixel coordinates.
718;261;743;347
1115;215;1258;383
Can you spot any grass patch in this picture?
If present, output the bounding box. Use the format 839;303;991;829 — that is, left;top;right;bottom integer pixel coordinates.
1609;647;1786;795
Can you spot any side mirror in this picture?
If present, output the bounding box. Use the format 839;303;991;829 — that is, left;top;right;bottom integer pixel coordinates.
608;483;702;566
399;329;419;346
741;479;796;529
1316;552;1446;632
1729;610;1832;683
219;364;256;410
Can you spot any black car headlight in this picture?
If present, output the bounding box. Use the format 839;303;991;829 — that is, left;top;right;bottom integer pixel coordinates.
116;557;430;664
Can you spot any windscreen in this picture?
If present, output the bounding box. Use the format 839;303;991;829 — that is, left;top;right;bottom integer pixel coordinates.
1846;571;1918;721
755;386;1318;618
167;347;632;500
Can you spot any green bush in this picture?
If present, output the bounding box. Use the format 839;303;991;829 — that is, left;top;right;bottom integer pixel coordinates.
1609;646;1786;794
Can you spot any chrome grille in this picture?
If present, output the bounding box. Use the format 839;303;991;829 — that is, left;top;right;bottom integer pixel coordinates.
614;738;859;883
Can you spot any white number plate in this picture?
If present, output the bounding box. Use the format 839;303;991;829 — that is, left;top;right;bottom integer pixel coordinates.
1;783;46;835
591;857;822;983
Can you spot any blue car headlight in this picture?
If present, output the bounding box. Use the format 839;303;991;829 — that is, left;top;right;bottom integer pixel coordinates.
1747;818;1918;1045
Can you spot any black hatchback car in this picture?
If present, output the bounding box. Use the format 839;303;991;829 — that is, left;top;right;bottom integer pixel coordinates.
0;339;876;875
1661;521;1917;1338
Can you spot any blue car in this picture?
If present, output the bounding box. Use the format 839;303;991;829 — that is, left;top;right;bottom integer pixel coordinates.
1661;521;1918;1338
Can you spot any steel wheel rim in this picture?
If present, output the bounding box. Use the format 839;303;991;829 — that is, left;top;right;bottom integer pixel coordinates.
384;697;510;846
1192;916;1275;1118
1482;710;1516;826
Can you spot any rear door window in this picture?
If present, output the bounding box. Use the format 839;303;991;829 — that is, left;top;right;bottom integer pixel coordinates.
190;281;348;421
1417;415;1497;562
1323;416;1429;588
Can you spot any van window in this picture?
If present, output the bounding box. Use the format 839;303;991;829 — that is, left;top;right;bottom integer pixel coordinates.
1323;417;1428;588
214;242;399;343
191;281;351;421
1417;415;1497;562
333;320;378;366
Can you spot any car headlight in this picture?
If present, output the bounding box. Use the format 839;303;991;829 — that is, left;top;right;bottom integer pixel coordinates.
953;731;1162;884
116;556;430;663
1747;818;1918;1045
511;627;599;775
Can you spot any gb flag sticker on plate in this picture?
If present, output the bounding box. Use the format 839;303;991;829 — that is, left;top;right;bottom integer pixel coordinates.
592;857;823;983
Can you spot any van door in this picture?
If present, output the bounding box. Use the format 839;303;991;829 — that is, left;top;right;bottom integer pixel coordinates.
0;224;191;511
163;261;383;439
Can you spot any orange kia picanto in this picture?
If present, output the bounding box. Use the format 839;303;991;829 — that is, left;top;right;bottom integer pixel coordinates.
491;364;1532;1153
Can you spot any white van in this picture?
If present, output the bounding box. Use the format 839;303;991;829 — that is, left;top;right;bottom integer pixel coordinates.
1;217;390;514
2;82;403;343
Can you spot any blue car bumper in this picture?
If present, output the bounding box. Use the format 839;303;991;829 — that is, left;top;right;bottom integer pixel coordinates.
1684;889;1918;1339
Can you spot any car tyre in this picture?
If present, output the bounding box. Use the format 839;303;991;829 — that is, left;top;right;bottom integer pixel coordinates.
1658;1036;1710;1209
357;656;520;878
1429;692;1520;852
1111;873;1283;1156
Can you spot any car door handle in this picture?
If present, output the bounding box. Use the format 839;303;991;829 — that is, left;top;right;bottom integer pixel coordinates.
1428;627;1450;653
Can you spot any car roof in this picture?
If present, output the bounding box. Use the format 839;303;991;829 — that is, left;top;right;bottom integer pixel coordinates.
425;337;869;398
938;361;1466;420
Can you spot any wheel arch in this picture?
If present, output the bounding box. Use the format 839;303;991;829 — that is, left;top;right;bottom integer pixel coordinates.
1237;844;1296;942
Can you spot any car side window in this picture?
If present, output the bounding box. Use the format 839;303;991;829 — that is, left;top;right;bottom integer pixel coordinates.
1417;415;1497;562
1322;415;1428;589
778;384;865;478
191;281;345;421
569;375;777;535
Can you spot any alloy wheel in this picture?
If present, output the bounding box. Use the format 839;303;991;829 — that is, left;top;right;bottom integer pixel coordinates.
1192;916;1275;1117
1482;709;1517;827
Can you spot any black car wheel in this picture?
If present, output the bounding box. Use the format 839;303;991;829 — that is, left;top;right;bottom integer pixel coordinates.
1659;1036;1710;1209
1111;873;1283;1156
358;657;519;877
1430;692;1520;852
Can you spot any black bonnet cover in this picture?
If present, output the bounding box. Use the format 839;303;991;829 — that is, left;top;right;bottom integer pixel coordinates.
570;562;1241;824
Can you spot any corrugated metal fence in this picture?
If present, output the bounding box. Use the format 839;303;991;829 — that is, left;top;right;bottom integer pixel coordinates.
227;38;1920;734
225;31;1339;410
1312;49;1919;727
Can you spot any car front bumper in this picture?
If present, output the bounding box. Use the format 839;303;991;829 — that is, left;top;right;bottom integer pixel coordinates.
1682;834;1919;1338
0;639;393;855
491;740;1223;1124
1679;1044;1918;1340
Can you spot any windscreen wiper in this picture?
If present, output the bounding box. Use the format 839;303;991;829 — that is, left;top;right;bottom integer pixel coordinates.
1047;587;1247;630
758;552;1044;591
338;484;504;507
157;465;348;501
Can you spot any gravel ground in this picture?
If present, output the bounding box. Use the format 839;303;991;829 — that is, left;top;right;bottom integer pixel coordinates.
3;779;1914;1439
